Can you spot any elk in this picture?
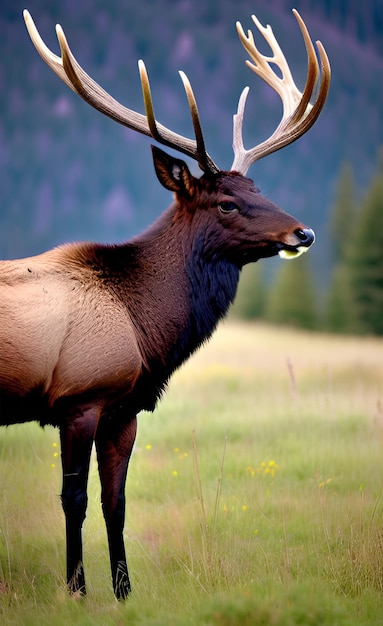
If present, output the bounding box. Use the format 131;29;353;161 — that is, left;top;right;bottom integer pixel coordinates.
0;8;330;599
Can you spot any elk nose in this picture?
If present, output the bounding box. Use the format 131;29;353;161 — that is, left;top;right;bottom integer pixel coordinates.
294;227;315;248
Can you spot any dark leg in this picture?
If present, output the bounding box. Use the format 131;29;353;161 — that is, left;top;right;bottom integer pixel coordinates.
59;405;98;596
95;412;137;600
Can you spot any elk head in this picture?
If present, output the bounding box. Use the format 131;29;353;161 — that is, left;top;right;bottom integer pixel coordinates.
23;9;330;263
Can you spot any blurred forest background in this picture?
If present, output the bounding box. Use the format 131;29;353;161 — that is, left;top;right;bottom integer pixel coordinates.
1;0;382;334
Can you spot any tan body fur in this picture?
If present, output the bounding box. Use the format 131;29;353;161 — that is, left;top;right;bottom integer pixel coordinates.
0;245;142;419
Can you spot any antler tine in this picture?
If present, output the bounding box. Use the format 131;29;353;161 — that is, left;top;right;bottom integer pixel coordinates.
179;71;215;173
231;9;331;175
23;10;218;174
22;9;75;92
139;61;218;173
138;59;164;143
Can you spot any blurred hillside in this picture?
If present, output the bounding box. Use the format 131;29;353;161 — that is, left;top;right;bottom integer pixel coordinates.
1;0;382;286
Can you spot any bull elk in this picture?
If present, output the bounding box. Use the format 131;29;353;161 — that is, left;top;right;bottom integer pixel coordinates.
0;8;330;599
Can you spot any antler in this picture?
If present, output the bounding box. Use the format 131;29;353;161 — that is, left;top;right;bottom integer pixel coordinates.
231;9;331;175
23;10;219;174
23;9;329;178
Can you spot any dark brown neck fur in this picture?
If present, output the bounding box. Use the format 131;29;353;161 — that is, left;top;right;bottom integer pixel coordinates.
82;202;239;409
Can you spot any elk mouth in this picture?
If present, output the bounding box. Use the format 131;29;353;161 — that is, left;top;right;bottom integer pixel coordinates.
276;228;315;260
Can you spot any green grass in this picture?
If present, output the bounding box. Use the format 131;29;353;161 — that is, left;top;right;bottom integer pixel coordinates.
1;321;383;624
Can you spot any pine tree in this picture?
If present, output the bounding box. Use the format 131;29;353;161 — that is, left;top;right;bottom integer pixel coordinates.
347;164;383;335
265;256;317;330
326;264;358;333
329;162;357;264
326;162;357;332
230;263;266;320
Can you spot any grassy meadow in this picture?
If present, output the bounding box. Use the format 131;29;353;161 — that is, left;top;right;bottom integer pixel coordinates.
0;321;382;625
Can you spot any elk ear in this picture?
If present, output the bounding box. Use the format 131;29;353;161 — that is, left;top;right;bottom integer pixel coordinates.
151;145;196;197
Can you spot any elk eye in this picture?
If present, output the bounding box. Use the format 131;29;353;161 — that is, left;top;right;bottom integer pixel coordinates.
219;201;238;214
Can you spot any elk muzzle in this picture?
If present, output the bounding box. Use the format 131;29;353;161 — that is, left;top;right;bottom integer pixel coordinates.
278;227;315;260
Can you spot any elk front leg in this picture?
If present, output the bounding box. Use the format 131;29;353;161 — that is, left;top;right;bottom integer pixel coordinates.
95;411;137;600
59;406;98;596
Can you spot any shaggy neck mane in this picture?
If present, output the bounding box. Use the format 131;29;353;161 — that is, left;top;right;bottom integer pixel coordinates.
133;203;240;369
91;203;240;409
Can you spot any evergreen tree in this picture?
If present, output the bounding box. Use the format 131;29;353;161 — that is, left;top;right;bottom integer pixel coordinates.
326;264;358;333
329;162;357;264
347;163;383;335
265;256;317;330
230;263;266;320
326;162;357;332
